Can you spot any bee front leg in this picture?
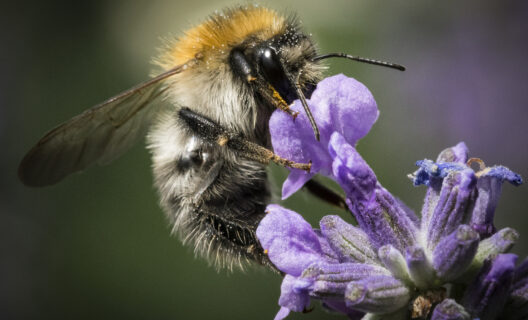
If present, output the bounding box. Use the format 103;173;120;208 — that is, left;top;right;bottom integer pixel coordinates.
178;107;311;172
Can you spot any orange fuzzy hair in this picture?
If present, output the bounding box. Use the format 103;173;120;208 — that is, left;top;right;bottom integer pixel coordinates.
154;6;287;69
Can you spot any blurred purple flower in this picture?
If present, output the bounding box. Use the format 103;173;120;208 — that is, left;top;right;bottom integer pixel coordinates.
257;75;525;319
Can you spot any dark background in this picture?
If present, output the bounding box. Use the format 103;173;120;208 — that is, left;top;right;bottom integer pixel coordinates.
2;1;527;319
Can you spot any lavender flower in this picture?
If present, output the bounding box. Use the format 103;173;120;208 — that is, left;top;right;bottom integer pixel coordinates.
257;74;524;319
269;74;379;199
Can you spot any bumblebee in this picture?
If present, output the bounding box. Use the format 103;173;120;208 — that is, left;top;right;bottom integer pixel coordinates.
19;6;403;270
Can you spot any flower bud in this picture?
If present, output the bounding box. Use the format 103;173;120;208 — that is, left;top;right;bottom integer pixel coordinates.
345;275;409;314
431;299;470;320
432;225;479;281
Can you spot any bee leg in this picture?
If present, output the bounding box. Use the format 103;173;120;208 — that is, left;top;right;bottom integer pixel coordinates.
178;107;311;171
304;179;350;212
225;136;311;171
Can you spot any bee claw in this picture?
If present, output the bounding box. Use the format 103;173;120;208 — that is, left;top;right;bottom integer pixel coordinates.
292;111;300;120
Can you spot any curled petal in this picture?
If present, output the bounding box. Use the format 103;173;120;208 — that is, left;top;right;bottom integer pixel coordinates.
410;160;468;187
256;204;323;276
483;165;523;186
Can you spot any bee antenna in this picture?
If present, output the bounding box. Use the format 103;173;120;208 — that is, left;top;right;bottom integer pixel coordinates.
312;53;406;71
292;73;320;141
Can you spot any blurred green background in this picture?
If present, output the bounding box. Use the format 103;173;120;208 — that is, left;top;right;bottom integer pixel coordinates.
2;0;527;319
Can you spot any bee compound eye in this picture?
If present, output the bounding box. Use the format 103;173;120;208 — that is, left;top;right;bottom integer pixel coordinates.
257;47;283;82
256;46;296;103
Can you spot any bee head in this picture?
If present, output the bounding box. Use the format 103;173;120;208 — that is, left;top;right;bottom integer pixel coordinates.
229;29;321;103
228;29;324;139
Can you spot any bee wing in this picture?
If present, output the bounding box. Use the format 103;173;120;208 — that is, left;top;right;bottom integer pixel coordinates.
19;65;185;187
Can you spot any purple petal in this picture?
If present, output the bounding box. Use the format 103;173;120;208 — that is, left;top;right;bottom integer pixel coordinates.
462;253;517;320
395;197;420;226
313;229;340;263
329;132;417;252
344;275;410;313
430;299;470;320
269;74;378;198
372;185;419;250
484;165;523;186
432;225;479;281
308;74;379;146
469;175;502;239
281;171;314;200
329;132;377;203
470;166;523;238
425;169;477;252
420;180;443;241
414;143;469;238
273;307;291;320
269;97;329;199
411;160;468;187
277;275;310;314
269;100;315;167
319;215;378;264
256;204;323;276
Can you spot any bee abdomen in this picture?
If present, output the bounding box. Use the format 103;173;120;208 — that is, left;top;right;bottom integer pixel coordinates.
203;210;256;247
193;199;271;268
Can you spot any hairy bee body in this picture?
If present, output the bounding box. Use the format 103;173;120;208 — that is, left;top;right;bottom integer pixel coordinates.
148;7;323;269
18;6;325;271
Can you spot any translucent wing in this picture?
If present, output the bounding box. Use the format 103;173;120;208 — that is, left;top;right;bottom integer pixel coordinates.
19;65;185;187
